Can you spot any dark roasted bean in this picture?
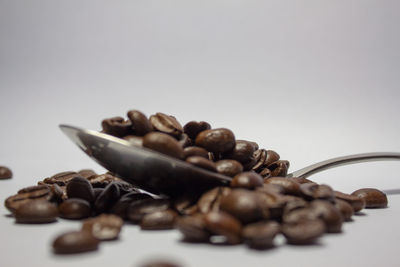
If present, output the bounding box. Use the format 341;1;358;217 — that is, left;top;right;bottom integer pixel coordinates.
77;169;97;179
310;200;343;233
204;211;242;245
334;199;354;221
300;183;334;201
224;140;256;164
5;185;54;213
111;192;153;219
52;231;100;254
88;173;122;188
175;214;211;242
143;132;184;159
178;133;192;148
334;191;366;212
140;209;178;230
127;110;153;136
215;160;243;177
268;160;290;177
282;219;325;245
94;182;121;213
220;189;269;224
351;188;388;208
82;214;124;240
252;149;280;172
66;176;95;203
15;199;58;224
183;146;209;159
258;168;272;178
197;187;221;214
42;171;78;186
140;260;182;267
186;156;217;172
264;177;301;195
183;121;211;140
242;221;280;249
0;166;12;179
195;128;236;154
150;112;183;137
59;198;92;220
102;116;133;137
230;172;263;189
128;199;171;223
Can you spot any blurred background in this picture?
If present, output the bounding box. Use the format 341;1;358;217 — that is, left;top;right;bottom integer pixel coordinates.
0;1;399;266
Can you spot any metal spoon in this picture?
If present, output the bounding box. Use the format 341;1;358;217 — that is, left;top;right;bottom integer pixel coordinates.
60;124;400;196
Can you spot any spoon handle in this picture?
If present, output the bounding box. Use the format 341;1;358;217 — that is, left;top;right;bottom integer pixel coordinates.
287;152;400;179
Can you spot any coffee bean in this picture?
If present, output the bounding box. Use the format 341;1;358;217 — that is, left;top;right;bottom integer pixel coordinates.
186;156;217;172
94;182;121;213
334;199;354;221
268;160;290;177
282;197;309;216
264;177;301;196
310;200;343;233
224;140;256;164
300;183;334;201
127;110;153;136
183;121;211;140
143;132;184;159
59;198;92;219
242;221;280;249
82;214;124;240
183;146;209;159
5;185;53;213
197;187;222;213
102;116;133;137
15;199;58;224
283;207;318;224
150;112;183;137
230;172;263;189
215;160;243;177
219;189;269;224
175;214;211;242
93;188;104;199
289;177;315;184
334;191;365;212
123;135;143;147
258;168;272;178
140;260;182;267
0;166;12;179
42;171;78;186
66;176;95;203
204;211;242;245
282;219;325;245
88;173;122;188
177;133;192;148
52;231;100;254
77;169;97;179
128;199;171;223
252;149;280;172
140;209;178;230
195;128;236;154
351;188;388;208
111;192;153;219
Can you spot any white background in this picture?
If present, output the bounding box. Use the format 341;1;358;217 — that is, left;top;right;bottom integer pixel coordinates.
0;1;399;266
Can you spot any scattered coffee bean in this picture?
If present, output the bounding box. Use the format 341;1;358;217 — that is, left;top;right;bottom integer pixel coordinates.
5;185;54;213
334;191;366;212
52;231;100;254
140;260;182;267
0;166;12;179
15;199;58;224
140;209;178;230
128;199;171;223
82;214;124;240
351;188;388;208
175;214;211;242
59;198;92;220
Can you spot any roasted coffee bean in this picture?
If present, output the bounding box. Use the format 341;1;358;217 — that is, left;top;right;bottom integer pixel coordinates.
94;182;121;213
186;156;217;172
127;110;153;136
52;231;100;254
282;219;326;245
224;140;256;164
300;183;334;201
59;198;92;220
143;132;184;159
289;177;315;184
220;189;269;224
82;214;124;240
15;199;58;224
128;199;171;223
5;185;53;213
282;197;309;216
175;214;211;242
178;133;191;148
93;188;104;200
256;183;286;195
198;187;221;213
264;177;301;196
252;149;280;172
183;146;209;159
334;199;354;221
268;160;290;177
215;160;243;177
310;200;343;233
195;128;236;154
88;173;122;188
77;169;97;179
140;261;182;267
258;168;272;178
231;172;263;189
334;191;366;212
102;116;133;137
242;221;280;249
113;180;138;196
173;194;199;215
42;171;79;186
150;112;183;137
140;209;178;230
111;192;153;219
50;184;66;203
351;188;388;208
0;166;12;179
283;207;318;224
66;176;95;203
241;157;257;171
123;135;144;147
204;211;242;245
183;120;211;139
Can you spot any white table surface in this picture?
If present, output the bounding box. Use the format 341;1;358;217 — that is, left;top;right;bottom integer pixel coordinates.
1;1;400;266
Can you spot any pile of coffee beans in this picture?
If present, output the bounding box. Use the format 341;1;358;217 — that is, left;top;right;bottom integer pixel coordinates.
3;110;389;256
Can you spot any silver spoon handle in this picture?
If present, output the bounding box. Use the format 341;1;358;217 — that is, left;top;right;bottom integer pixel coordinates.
287;152;400;179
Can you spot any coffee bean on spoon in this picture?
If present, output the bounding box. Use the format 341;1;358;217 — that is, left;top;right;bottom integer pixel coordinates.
127;110;153;136
150;112;183;137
